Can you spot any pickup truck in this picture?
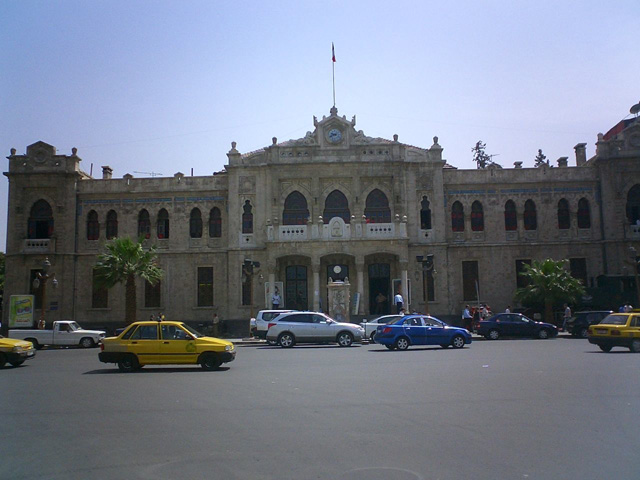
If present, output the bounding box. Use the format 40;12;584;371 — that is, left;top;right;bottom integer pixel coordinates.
9;321;106;349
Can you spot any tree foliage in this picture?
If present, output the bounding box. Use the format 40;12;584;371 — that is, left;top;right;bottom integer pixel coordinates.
472;141;501;169
93;237;163;324
514;258;585;324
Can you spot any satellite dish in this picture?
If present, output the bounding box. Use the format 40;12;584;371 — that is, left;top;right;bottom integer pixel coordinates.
630;102;640;116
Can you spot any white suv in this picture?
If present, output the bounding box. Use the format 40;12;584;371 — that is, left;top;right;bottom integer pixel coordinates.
266;312;364;348
251;310;294;340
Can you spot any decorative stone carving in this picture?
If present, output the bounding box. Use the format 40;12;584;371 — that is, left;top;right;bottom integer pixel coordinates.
239;176;256;193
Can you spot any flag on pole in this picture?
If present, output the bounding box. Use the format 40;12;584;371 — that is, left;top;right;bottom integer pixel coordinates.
332;43;336;62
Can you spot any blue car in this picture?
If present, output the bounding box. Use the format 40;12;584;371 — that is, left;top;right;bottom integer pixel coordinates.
375;315;472;350
477;313;558;340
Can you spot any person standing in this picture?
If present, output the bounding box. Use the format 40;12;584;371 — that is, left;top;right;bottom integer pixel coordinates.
271;287;282;310
505;305;511;314
212;313;220;337
394;291;404;314
562;303;572;331
462;305;473;331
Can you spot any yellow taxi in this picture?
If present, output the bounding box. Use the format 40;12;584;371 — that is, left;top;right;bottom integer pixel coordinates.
587;312;640;352
99;320;236;372
0;335;36;368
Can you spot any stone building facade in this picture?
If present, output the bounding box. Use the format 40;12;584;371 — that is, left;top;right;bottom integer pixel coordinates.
3;107;640;331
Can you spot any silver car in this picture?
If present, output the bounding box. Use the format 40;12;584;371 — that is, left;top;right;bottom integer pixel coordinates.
360;315;403;342
266;312;364;348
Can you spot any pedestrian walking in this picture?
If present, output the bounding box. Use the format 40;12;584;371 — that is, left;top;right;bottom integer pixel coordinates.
394;291;404;314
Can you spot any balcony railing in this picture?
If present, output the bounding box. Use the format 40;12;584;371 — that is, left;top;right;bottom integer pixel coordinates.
23;238;55;253
268;220;407;242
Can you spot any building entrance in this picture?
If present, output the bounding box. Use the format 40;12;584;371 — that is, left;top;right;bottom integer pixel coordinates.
285;265;308;311
368;263;390;315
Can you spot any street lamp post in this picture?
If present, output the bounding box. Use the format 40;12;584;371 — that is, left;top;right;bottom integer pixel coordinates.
416;255;436;315
242;259;261;336
32;257;58;330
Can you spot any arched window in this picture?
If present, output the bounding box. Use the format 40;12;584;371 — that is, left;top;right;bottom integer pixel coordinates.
504;200;517;231
157;209;169;239
471;201;484;232
451;201;464;232
28;199;53;239
87;210;99;240
138;209;150;238
626;185;640;225
557;199;570;230
364;189;391;223
106;210;118;239
209;207;222;237
420;196;432;230
242;201;253;234
283;191;309;225
190;208;202;238
323;190;350;223
524;200;537;230
577;198;591;229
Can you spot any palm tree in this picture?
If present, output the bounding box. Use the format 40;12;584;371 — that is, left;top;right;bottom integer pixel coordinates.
514;258;586;324
94;237;163;324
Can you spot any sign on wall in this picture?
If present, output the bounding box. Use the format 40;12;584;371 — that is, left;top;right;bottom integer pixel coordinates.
9;295;35;328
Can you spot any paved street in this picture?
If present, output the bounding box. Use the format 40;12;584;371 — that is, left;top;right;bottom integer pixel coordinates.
2;337;639;480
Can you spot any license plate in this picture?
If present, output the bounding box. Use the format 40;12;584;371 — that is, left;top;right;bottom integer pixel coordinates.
595;329;608;335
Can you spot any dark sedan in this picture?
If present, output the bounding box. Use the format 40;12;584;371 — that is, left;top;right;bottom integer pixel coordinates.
477;313;558;340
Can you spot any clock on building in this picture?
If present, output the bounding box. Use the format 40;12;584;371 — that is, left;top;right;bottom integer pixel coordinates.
328;128;343;143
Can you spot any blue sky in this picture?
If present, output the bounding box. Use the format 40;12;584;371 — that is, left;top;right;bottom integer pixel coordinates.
1;0;638;252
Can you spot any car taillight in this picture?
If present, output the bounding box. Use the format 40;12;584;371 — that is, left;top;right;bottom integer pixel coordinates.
611;330;621;336
100;343;104;351
382;327;392;334
267;323;276;329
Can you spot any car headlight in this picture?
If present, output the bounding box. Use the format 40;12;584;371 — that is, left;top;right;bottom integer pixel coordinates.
13;346;24;353
225;344;234;351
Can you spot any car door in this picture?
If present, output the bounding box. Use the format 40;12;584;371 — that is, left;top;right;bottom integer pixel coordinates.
424;317;448;345
159;324;198;364
310;314;333;342
127;323;160;364
401;317;425;344
508;315;532;336
54;323;74;346
288;313;314;341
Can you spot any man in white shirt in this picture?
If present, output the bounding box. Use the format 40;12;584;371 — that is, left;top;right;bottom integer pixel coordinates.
394;292;404;314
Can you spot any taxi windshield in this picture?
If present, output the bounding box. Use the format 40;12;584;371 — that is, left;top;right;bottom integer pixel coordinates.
598;314;628;325
181;323;203;338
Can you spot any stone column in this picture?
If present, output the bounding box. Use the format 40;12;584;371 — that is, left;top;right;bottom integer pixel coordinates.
356;257;365;315
401;262;409;312
268;272;276;307
312;264;320;312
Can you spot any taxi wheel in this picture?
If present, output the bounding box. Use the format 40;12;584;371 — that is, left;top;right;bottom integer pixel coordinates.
118;355;139;372
630;340;640;353
598;345;612;352
10;360;25;367
201;354;222;371
337;332;354;347
0;353;6;368
451;335;465;349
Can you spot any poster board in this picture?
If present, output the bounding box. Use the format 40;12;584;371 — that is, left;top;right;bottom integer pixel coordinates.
351;292;361;315
264;282;284;309
9;295;35;328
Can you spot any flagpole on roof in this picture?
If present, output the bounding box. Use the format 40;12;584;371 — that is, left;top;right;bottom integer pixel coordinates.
332;42;336;108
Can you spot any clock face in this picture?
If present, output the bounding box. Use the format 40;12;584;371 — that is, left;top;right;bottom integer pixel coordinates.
328;128;342;143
